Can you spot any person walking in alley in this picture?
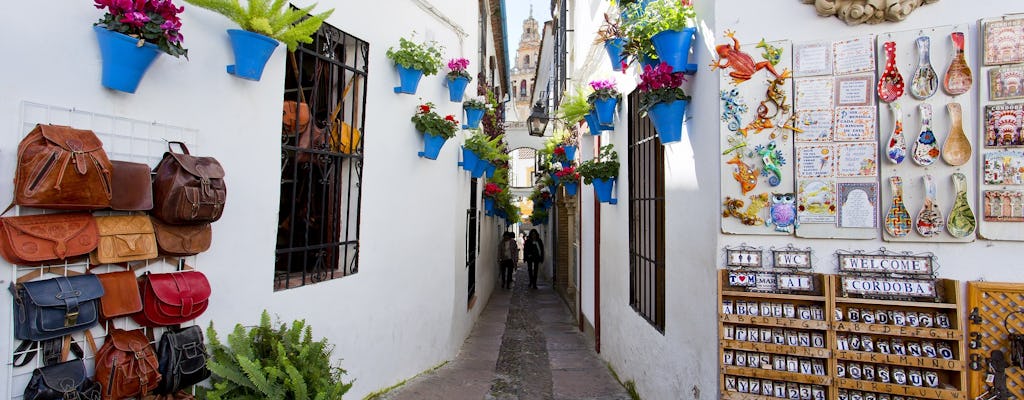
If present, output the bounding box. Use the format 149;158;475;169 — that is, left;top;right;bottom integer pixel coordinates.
523;229;544;289
498;232;518;289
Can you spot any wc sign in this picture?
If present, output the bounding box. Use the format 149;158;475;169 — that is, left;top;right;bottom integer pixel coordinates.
772;249;812;269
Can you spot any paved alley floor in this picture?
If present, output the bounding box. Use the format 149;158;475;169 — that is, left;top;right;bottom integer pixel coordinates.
382;266;631;400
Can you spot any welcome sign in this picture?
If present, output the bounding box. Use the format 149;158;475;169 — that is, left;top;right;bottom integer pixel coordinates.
836;253;934;275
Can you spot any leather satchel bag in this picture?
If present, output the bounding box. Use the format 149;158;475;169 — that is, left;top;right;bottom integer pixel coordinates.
95;270;143;320
132;271;211;326
156;325;211;394
151;218;212;256
90;215;158;264
10;274;104;340
94;328;162;400
110;160;154;211
0;212;98;265
15;124;113;210
151;142;227;225
23;359;102;400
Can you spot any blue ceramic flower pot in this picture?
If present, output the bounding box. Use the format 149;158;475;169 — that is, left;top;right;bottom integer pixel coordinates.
564;182;579;196
548;184;557;195
584;111;603;136
604;38;626;71
640;55;661;70
485;163;496;178
472;159;489;178
648;100;688;144
418;133;447;159
593;178;618;204
459;146;480;171
563;145;577;162
593;98;617;127
484;197;495;216
394;65;424;94
463;107;485;129
94;26;161;94
226;29;280;81
651;27;698;75
448;76;470;102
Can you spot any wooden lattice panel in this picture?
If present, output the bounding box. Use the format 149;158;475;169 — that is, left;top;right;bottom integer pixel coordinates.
967;281;1024;398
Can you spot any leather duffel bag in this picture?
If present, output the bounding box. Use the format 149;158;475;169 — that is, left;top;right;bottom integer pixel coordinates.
95;270;143;320
10;274;104;341
151;142;226;225
155;325;211;393
132;271;211;326
90;215;158;264
110;160;154;211
151;217;212;256
14;124;113;210
94;328;161;400
0;212;98;266
23;359;102;400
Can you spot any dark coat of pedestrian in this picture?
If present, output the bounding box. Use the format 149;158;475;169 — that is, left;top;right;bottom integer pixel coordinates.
498;232;518;289
523;229;544;289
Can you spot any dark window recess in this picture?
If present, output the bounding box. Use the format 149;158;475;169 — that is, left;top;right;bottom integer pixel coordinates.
275;22;368;291
627;89;666;332
467;178;479;304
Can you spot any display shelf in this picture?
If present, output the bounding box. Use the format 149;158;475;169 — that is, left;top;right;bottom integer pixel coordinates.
722;339;831;358
835;350;963;371
722;313;831;330
836;378;964;399
724;366;833;386
833;322;963;341
721;290;827;302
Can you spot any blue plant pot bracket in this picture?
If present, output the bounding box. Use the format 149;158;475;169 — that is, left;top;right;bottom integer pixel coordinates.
650;28;698;75
592;178;618;204
395;65;424;94
226;29;280;81
418;133;447;159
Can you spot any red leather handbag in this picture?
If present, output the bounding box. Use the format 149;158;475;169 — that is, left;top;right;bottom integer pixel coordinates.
132;271;210;326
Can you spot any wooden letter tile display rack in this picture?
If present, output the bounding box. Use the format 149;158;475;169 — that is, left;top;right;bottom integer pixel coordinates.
719;270;835;400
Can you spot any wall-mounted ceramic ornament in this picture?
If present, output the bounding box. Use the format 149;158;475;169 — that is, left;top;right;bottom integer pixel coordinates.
947;172;976;237
800;0;941;26
910;36;939;99
943;32;973;95
912;103;939;166
915;174;944;237
941;102;972;166
878;41;905;102
886;101;907;164
885;176;912;237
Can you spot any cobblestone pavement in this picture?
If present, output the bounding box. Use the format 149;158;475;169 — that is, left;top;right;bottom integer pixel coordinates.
382;266;631;400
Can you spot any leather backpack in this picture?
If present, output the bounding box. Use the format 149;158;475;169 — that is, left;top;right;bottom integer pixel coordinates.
11;274;104;341
151;217;212;256
151;142;226;225
90;215;158;264
23;359;102;400
110;160;154;211
94;270;144;320
0;212;98;266
132;271;211;327
14;124;113;210
155;325;211;393
94;328;162;400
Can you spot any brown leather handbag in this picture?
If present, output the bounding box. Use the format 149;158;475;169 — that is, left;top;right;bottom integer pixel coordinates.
90;215;158;264
151;142;227;225
94;270;143;320
94;328;162;400
151;218;211;256
15;124;113;210
110;160;154;211
0;212;98;265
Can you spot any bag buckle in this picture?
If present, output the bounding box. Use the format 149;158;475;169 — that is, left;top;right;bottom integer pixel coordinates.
64;310;79;327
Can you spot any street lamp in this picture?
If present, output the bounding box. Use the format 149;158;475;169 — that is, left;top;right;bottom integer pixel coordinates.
527;101;551;137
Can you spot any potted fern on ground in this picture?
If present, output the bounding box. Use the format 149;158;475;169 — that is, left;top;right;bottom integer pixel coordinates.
578;144;620;204
387;34;444;94
183;0;334;81
203;310;351;400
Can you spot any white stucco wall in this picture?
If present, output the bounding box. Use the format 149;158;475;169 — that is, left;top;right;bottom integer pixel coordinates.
0;0;504;397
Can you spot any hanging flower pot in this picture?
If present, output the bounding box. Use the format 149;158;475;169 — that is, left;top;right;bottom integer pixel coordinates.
650;27;698;75
225;29;280;81
563;145;577;163
418;133;447;159
484;197;495;216
564;182;579;196
640;55;661;70
592;178;619;204
548;184;558;195
485;163;496;178
604;38;626;71
464;107;485;129
459;146;480;171
593;98;618;127
394;65;424;94
472;159;489;178
447;76;470;102
94;26;162;94
584;111;603;136
647;100;688;144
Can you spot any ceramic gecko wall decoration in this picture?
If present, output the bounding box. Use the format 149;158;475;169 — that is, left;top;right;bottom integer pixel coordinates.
721;88;748;132
722;193;769;226
766;193;798;233
740;71;793;136
756;39;784;66
756;141;786;186
711;30;783;85
727;154;759;195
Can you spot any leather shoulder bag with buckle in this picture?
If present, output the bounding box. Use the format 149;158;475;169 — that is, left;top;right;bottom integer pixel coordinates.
155;325;211;394
151;142;226;225
14;124;113;210
132;271;211;327
94;328;162;400
151;217;212;256
23;358;102;400
10;274;104;341
90;214;158;264
94;270;143;320
110;160;154;211
0;212;98;266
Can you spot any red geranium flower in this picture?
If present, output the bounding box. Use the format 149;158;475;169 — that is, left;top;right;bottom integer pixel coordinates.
419;104;431;113
553;147;566;156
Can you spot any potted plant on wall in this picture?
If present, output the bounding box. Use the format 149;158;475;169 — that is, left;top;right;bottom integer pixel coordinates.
182;0;334;81
638;62;690;144
588;78;621;128
463;97;487;129
446;58;472;102
411;102;459;160
555;165;581;197
531;208;549;225
387;35;444;94
620;0;660;69
596;13;626;71
645;0;697;74
578;144;620;204
483;182;502;216
93;0;188;93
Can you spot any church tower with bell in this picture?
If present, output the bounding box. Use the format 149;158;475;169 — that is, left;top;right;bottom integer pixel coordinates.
511;5;541;120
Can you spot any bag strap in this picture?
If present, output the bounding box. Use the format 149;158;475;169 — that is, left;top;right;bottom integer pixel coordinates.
168;141;190;155
11;337;85;367
288;51;307;104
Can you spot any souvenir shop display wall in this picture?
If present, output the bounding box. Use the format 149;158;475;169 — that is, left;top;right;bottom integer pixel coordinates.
977;14;1024;241
4;104;225;399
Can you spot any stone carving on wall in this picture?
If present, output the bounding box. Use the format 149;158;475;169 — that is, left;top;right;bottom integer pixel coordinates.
800;0;940;26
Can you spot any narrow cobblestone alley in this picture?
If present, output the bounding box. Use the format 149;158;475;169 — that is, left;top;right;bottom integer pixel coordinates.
382;266;631;400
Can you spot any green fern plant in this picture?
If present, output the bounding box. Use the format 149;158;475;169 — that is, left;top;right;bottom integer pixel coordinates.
182;0;334;51
557;87;593;126
202;310;352;400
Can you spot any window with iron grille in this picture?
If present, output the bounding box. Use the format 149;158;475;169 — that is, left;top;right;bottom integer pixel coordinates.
627;90;665;332
275;22;367;291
